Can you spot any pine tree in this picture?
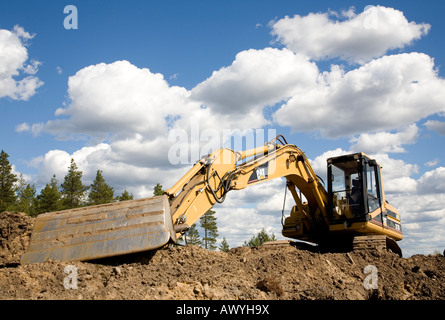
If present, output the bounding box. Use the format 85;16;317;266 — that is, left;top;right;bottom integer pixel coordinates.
15;174;37;216
0;150;18;212
89;170;114;205
153;183;164;196
116;190;133;201
243;228;276;247
184;224;201;246
219;237;230;252
199;209;219;250
60;158;88;209
36;175;61;214
14;174;27;209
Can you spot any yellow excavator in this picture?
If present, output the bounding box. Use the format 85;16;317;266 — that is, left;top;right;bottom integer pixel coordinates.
21;135;403;264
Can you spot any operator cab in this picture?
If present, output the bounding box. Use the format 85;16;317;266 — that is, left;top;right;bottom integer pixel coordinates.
327;153;383;224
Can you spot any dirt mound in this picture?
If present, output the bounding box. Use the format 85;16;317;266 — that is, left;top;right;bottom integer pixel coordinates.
0;211;34;266
0;211;444;300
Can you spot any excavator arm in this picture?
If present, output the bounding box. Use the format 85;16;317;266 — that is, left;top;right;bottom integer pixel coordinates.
165;136;330;242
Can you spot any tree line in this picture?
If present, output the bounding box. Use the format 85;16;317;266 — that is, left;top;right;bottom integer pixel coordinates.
0;150;133;217
1;149;277;251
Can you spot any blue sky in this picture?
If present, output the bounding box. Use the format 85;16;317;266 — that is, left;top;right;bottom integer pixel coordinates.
1;1;445;256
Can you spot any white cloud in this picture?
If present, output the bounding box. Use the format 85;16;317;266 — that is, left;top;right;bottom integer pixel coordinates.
29;60;249;164
273;53;445;138
385;175;418;195
424;119;445;135
390;192;445;256
21;62;197;198
27;58;318;198
28;60;214;180
309;148;349;182
349;124;419;154
416;167;445;194
370;153;418;194
215;206;282;247
425;158;439;167
30;143;189;198
30;149;73;185
32;60;195;140
221;178;291;214
0;25;43;100
21;59;41;75
191;47;319;119
271;5;430;64
15;122;30;133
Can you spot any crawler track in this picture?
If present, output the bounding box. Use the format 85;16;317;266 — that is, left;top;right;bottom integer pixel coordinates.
353;235;402;257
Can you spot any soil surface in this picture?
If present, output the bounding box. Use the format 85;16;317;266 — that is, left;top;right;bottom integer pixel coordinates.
0;211;444;300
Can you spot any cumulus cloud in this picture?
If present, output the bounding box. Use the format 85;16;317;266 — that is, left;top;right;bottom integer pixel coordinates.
271;5;430;64
308;148;349;182
350;124;419;154
0;25;43;100
390;191;445;256
365;153;419;194
30;146;109;187
29;60;279;196
416;167;445;194
28;60;209;184
191;48;319;118
32;60;195;140
221;178;290;214
30;143;190;198
215;206;282;247
273;53;445;138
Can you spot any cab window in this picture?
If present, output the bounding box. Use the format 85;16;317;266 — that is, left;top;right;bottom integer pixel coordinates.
366;164;380;213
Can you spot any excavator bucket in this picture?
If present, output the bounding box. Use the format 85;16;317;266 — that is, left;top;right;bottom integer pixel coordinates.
20;195;176;264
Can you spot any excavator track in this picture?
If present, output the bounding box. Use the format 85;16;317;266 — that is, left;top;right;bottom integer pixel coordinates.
353;235;402;257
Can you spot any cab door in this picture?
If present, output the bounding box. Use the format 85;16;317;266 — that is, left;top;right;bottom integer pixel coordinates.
365;159;385;226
